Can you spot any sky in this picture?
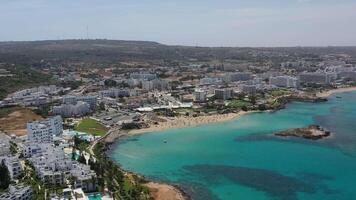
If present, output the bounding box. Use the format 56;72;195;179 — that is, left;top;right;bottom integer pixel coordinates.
1;0;356;47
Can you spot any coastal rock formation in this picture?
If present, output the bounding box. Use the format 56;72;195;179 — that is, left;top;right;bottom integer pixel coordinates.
275;125;331;140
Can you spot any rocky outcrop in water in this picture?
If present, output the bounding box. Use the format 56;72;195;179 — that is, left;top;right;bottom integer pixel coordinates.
275;125;331;140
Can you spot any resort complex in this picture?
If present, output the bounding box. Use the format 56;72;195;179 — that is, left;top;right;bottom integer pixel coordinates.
1;45;356;199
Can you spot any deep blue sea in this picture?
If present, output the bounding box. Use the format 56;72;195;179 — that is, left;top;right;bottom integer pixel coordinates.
111;92;356;200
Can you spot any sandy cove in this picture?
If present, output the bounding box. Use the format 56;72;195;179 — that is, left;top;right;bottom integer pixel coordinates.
145;182;187;200
316;86;356;98
128;111;255;135
112;87;356;200
126;111;257;200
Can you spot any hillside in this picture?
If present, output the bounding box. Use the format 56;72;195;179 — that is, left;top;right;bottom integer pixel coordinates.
1;39;355;65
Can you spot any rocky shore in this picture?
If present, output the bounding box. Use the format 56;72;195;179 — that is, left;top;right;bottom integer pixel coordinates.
274;125;331;140
273;94;327;110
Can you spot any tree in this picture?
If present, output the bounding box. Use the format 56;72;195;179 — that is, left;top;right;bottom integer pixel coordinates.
241;105;248;112
258;104;267;111
104;79;117;87
99;102;106;111
78;154;86;165
249;95;257;105
71;146;77;160
0;160;11;190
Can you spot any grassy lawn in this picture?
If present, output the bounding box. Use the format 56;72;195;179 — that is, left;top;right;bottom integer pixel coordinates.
227;100;251;109
174;108;193;113
74;118;108;136
270;89;292;97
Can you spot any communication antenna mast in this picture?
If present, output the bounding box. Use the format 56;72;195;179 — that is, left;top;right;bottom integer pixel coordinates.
86;25;89;39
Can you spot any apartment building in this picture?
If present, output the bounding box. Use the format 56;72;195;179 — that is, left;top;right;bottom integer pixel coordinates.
0;184;33;200
27;116;63;143
270;76;298;88
0;156;22;179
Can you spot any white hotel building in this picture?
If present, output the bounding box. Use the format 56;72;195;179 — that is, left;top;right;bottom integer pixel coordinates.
27;116;63;143
270;76;298;88
27;144;97;192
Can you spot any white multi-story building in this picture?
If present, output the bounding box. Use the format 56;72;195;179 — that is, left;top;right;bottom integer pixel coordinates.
53;101;90;118
99;89;130;98
193;89;207;102
142;79;169;91
215;89;233;100
224;72;252;83
239;84;257;95
27;116;63;143
5;85;63;107
130;73;156;81
337;71;356;81
298;72;336;85
63;96;97;110
0;156;22;179
70;163;97;191
270;76;298;88
27;144;97;192
0;184;33;200
127;78;141;88
22;142;53;158
200;77;222;85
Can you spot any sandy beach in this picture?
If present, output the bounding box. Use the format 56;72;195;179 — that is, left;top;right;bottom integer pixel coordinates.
145;182;187;200
129;111;255;135
316;86;356;98
123;112;255;200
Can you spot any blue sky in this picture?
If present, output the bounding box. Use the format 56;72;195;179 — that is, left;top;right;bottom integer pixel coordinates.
1;0;356;47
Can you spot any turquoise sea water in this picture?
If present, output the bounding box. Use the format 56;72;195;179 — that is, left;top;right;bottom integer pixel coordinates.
111;92;356;200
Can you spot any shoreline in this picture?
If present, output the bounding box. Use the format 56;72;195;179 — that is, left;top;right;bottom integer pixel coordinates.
128;111;257;136
104;87;356;200
316;86;356;98
101;130;191;200
145;182;189;200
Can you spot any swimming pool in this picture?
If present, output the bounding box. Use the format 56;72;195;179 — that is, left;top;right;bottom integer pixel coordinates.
88;194;101;200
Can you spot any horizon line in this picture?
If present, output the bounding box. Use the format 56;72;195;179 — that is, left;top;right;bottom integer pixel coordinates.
0;38;356;49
